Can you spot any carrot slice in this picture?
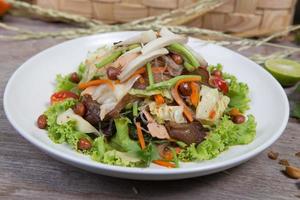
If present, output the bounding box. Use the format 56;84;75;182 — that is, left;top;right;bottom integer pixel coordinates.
123;67;146;82
171;77;201;122
135;122;146;150
78;79;114;90
154;94;165;105
190;82;199;107
153;160;176;168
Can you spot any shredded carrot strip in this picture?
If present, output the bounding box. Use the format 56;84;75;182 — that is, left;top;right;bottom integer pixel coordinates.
123;67;146;82
114;80;121;84
209;110;216;120
190;82;199;107
154;94;165;105
135;122;146;150
171;77;202;122
153;160;176;168
78;79;114;90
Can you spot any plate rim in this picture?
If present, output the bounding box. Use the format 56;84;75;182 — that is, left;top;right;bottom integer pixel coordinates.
3;31;290;177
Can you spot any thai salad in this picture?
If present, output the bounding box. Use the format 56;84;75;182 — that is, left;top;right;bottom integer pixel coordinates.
37;28;256;168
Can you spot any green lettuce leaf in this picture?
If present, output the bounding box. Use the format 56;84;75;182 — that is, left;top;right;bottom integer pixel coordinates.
179;115;256;161
55;63;86;93
223;73;250;113
110;117;141;153
91;136;145;167
208;64;250;113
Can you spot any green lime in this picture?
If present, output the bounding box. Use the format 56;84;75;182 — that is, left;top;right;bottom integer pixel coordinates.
265;58;300;86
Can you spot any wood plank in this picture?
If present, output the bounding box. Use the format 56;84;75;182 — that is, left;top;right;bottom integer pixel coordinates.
92;2;115;21
59;0;92;17
261;10;291;31
122;0;143;4
142;0;178;9
149;7;171;16
224;13;261;32
257;0;294;9
93;0;120;2
1;15;300;200
184;16;203;27
113;3;148;22
214;0;235;13
178;0;197;8
36;0;60;9
235;0;258;14
203;13;225;31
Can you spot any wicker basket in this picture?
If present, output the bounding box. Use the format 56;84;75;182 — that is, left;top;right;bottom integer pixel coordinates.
35;0;298;36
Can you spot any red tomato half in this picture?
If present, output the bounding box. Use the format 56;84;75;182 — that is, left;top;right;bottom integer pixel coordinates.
50;91;79;104
210;77;229;94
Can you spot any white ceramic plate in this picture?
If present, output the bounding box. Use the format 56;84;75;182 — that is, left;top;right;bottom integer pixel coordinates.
4;32;289;180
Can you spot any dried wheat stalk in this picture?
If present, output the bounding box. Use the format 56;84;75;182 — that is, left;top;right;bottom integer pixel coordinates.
6;0;102;28
128;0;225;26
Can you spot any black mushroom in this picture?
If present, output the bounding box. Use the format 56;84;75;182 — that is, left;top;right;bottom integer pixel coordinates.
81;94;101;128
165;121;208;145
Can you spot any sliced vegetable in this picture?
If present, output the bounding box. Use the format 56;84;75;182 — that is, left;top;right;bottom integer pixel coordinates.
183;44;208;67
146;75;202;91
183;61;195;72
111;118;141;152
148;102;186;124
135;122;146;150
190;82;199;107
78;79;114;90
146;63;154;85
96;50;122;68
115;30;157;46
154;94;165;105
171;77;201;122
50;91;79;104
153;160;176;168
133;101;138;117
167;43;200;71
118;48;169;81
129;88;173;100
120;46;142;58
195;85;230;122
57;108;100;135
142;35;187;55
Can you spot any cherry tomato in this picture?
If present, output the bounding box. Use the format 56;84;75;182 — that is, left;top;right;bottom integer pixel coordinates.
210;77;229;94
211;70;222;78
50;91;79;104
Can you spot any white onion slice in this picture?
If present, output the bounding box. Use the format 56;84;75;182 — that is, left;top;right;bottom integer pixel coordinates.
118;48;169;81
57;109;100;135
116;30;157;46
141;35;187;55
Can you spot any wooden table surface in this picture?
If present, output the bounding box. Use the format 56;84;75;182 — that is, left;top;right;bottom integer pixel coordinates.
0;16;299;200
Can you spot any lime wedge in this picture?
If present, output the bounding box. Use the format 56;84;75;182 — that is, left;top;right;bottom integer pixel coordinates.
265;58;300;86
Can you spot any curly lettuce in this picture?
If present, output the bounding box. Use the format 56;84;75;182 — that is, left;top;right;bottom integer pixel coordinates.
223;73;250;113
179;115;256;161
91;118;159;167
110;117;141;153
43;99;91;150
91;136;144;167
55;63;85;93
208;63;250;113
